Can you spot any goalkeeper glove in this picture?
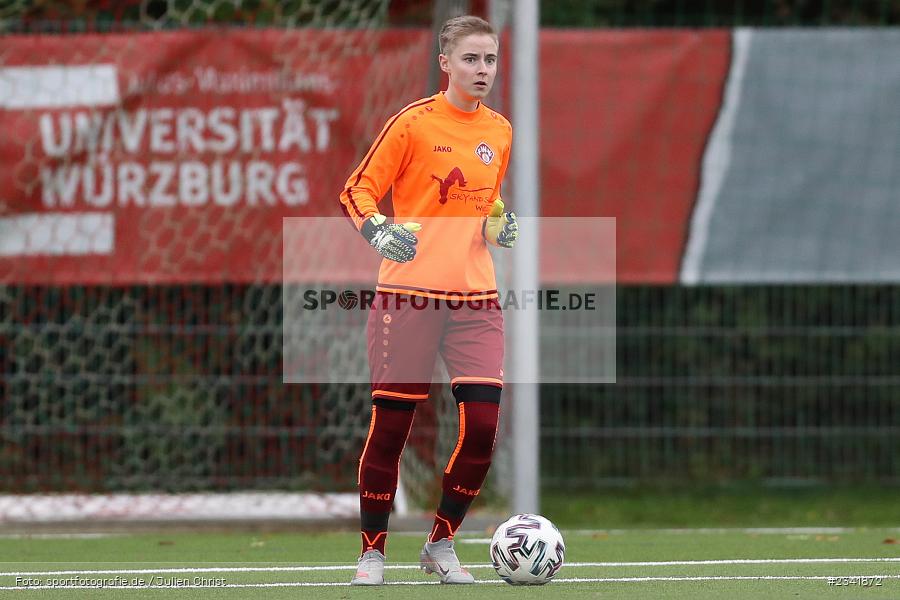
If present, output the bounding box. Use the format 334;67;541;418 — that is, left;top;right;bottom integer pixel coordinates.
360;213;422;263
483;199;518;248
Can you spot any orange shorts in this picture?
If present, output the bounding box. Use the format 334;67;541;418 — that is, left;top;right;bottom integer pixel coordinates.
367;292;504;402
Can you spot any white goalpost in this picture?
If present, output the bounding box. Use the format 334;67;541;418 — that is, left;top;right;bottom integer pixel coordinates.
509;0;541;515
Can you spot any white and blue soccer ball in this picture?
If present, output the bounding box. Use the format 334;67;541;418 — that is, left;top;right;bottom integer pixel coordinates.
490;514;565;585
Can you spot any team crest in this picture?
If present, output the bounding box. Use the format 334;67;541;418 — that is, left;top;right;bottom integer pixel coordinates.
475;142;494;165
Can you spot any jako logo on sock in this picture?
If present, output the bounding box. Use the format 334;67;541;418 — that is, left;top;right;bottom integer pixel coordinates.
452;485;480;497
362;490;392;501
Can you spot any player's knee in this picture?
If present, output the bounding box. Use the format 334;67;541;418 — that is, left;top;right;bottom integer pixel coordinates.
367;399;416;456
452;385;501;460
465;423;498;461
368;437;406;460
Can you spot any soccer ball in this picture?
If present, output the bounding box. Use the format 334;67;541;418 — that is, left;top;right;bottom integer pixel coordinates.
489;514;565;585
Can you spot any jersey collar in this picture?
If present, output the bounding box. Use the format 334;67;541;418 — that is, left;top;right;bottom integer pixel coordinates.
436;91;484;124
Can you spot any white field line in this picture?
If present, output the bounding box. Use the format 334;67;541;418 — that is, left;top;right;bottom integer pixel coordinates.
0;534;125;540
3;557;900;578
0;528;877;543
2;575;900;590
438;526;900;539
564;526;897;535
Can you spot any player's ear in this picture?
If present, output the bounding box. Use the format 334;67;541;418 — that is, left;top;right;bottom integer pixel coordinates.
439;53;450;74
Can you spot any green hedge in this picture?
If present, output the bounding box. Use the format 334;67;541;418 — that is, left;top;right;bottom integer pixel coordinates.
540;0;900;26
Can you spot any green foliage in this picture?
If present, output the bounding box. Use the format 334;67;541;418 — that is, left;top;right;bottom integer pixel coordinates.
0;0;390;31
540;0;900;26
542;285;900;487
544;484;900;527
3;284;898;492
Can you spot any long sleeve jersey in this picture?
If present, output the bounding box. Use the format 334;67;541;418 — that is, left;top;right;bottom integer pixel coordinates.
340;92;512;300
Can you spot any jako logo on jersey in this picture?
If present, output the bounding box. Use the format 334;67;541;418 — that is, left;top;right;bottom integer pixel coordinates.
433;145;452;152
475;142;494;165
362;490;392;501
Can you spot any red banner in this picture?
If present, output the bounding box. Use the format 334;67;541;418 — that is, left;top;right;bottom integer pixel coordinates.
0;29;430;284
0;28;729;285
540;30;731;283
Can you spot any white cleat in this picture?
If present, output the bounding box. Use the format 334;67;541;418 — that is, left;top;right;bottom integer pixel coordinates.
419;538;475;584
350;549;385;586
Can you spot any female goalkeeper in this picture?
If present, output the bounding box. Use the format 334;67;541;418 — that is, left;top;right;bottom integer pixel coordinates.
338;15;518;586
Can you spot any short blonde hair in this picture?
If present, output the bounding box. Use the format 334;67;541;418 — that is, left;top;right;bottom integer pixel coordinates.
439;15;497;56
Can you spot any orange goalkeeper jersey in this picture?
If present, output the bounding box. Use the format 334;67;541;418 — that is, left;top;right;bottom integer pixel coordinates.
340;92;512;299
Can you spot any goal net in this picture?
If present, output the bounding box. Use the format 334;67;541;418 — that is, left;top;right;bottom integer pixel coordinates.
0;0;513;523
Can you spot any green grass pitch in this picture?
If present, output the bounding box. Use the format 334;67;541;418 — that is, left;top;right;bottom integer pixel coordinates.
2;527;899;599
